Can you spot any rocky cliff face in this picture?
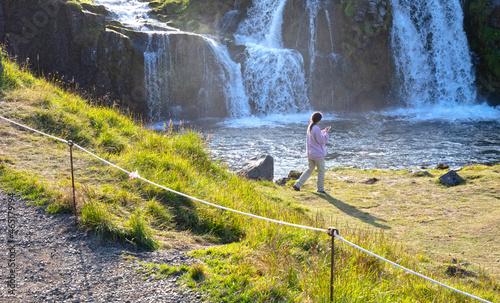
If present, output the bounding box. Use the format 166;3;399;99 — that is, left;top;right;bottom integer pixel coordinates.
3;0;498;119
464;0;500;106
0;0;147;114
282;0;391;111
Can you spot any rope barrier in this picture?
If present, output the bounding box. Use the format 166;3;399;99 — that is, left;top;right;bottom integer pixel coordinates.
333;231;493;303
0;115;68;144
0;115;494;302
73;142;328;233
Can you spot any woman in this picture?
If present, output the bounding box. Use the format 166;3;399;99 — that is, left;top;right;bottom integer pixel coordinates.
293;112;331;194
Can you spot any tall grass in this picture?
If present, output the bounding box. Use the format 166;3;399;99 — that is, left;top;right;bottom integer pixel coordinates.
0;51;498;302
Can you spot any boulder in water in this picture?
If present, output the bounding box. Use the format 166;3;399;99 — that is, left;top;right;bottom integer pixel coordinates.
439;171;464;186
237;155;274;181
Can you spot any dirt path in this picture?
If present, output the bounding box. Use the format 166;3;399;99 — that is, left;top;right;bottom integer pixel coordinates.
0;191;204;303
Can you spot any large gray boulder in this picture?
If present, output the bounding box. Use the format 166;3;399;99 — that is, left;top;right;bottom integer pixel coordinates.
237;155;274;181
439;171;464;186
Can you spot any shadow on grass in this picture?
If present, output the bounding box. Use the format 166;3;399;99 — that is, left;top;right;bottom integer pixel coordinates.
151;190;243;244
313;192;391;230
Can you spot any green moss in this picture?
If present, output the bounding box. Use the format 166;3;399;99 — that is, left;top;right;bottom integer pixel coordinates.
362;22;374;35
142;0;218;34
80;2;108;15
345;2;356;18
74;24;105;47
66;1;83;12
464;0;500;95
66;0;108;15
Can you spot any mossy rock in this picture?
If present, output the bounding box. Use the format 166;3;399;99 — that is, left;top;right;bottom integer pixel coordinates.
66;0;108;16
66;1;83;12
74;24;105;47
80;3;108;15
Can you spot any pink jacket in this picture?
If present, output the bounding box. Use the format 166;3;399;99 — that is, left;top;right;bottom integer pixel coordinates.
306;125;329;160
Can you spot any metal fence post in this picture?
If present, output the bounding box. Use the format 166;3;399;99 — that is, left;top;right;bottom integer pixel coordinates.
68;140;77;226
328;227;339;302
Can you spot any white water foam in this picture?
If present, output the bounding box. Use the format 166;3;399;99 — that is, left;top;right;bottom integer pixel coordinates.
219;112;314;128
93;0;249;119
391;0;476;107
382;104;500;122
235;0;310;115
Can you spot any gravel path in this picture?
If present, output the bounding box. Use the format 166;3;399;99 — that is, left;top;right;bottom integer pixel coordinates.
0;191;204;303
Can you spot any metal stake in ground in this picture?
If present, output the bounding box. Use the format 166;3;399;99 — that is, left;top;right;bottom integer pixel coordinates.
328;227;339;302
68;140;77;226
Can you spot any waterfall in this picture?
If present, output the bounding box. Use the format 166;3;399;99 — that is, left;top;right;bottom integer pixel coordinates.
92;0;249;119
235;0;309;114
391;0;476;107
144;33;171;121
307;0;320;89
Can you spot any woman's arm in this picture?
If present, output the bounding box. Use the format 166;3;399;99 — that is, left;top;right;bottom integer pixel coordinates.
312;125;329;144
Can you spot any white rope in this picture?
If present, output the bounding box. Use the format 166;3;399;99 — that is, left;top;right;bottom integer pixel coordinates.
0;115;494;302
72;143;328;233
0;115;68;144
0;114;328;232
333;232;492;303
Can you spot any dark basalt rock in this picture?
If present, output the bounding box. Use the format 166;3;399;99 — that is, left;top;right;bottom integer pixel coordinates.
439;171;464;186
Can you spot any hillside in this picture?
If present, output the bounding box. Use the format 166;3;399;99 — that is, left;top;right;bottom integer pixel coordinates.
1;50;499;302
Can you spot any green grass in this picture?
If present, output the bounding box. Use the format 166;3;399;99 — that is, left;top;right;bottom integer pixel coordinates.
142;0;219;34
66;0;108;15
0;51;499;302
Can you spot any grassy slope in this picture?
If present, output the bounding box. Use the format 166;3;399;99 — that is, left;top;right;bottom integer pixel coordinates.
0;53;498;302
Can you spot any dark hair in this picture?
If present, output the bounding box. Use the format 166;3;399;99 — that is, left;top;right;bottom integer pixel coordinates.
308;112;322;133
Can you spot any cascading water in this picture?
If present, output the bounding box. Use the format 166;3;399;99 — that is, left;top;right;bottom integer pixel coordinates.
307;0;320;93
235;0;309;114
144;34;171;121
391;0;477;107
92;0;249;119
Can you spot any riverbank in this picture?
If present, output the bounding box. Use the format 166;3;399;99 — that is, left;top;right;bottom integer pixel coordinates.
1;54;498;302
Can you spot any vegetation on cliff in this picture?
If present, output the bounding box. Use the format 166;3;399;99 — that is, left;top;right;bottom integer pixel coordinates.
141;0;251;33
464;0;500;103
1;51;499;302
65;0;108;15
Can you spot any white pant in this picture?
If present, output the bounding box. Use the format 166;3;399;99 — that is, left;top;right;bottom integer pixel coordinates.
294;158;326;191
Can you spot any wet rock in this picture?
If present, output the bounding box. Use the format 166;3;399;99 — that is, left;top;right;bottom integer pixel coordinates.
219;10;242;35
490;0;500;29
275;177;290;186
439;171;464;186
237;155;274;181
288;170;303;180
436;163;449;169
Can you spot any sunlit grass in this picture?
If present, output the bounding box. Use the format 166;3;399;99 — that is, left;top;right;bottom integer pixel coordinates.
1;51;499;302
